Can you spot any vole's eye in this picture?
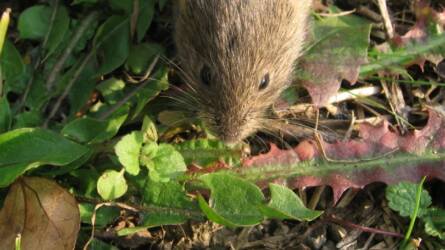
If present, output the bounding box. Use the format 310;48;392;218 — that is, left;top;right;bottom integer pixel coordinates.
200;65;212;86
259;73;270;90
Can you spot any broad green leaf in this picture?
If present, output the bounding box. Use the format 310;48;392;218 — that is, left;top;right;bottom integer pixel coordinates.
260;184;323;221
13;111;42;129
18;5;52;40
143;144;186;182
386;182;432;218
94;15;130;76
115;131;143;176
0;128;89;187
133;66;169;118
141;116;158;142
108;0;132;13
0;98;11;133
197;195;237;228
72;0;98;4
126;43;164;75
176;139;242;166
62;105;129;144
44;5;70;56
139;179;196;227
96;78;125;104
0;8;10;55
199;173;265;227
97;170;128;200
424;208;445;239
0;40;25;84
67;59;97;116
136;0;156;42
79;203;120;227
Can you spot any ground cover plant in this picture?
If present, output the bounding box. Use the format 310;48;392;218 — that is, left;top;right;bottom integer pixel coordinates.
0;0;445;249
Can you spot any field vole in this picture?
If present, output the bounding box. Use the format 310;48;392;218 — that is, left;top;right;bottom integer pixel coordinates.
175;0;311;143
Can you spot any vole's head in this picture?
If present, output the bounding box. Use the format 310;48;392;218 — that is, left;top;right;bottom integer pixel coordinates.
175;0;311;144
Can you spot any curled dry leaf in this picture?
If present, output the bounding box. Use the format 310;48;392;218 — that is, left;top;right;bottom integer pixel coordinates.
0;177;80;250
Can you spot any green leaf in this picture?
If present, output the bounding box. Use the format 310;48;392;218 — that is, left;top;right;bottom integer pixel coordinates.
260;184;323;221
141;116;158;142
175;139;242;166
97;170;128;200
142;144;186;182
72;0;98;5
96;78;125;105
126;43;164;75
136;0;156;42
79;203;120;227
140;179;196;227
18;5;52;40
62;105;129;144
0;40;25;84
108;0;132;13
115;131;143;176
424;208;445;239
132;66;169;118
13;111;42;129
0;98;11;133
44;5;70;56
94;15;130;76
199;173;265;227
386;182;432;218
0;128;89;187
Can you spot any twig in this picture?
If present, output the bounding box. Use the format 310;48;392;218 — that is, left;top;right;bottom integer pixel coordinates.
278;86;382;116
377;0;394;39
326;215;404;239
46;11;98;90
43;51;95;127
98;55;160;120
17;1;60;111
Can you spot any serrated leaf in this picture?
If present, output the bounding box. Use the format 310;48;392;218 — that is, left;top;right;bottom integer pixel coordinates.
299;11;371;106
386;182;432;218
97;170;128;200
260;184;323;221
140;179;196;227
199;173;265;227
176;139;242;166
0;128;89;187
115;131;143;176
424;208;445;239
144;144;186;182
94;15;130;76
18;5;52;40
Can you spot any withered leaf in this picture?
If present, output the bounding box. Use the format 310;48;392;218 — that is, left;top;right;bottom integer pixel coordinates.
0;177;80;250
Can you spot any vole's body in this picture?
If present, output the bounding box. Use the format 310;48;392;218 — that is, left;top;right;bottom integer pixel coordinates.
175;0;311;143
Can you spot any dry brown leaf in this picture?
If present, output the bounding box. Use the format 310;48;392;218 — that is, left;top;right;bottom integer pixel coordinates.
0;177;80;250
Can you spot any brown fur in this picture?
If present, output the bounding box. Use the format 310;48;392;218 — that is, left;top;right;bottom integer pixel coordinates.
175;0;311;143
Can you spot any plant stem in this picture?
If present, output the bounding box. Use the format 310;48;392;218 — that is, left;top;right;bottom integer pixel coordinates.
401;176;427;248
